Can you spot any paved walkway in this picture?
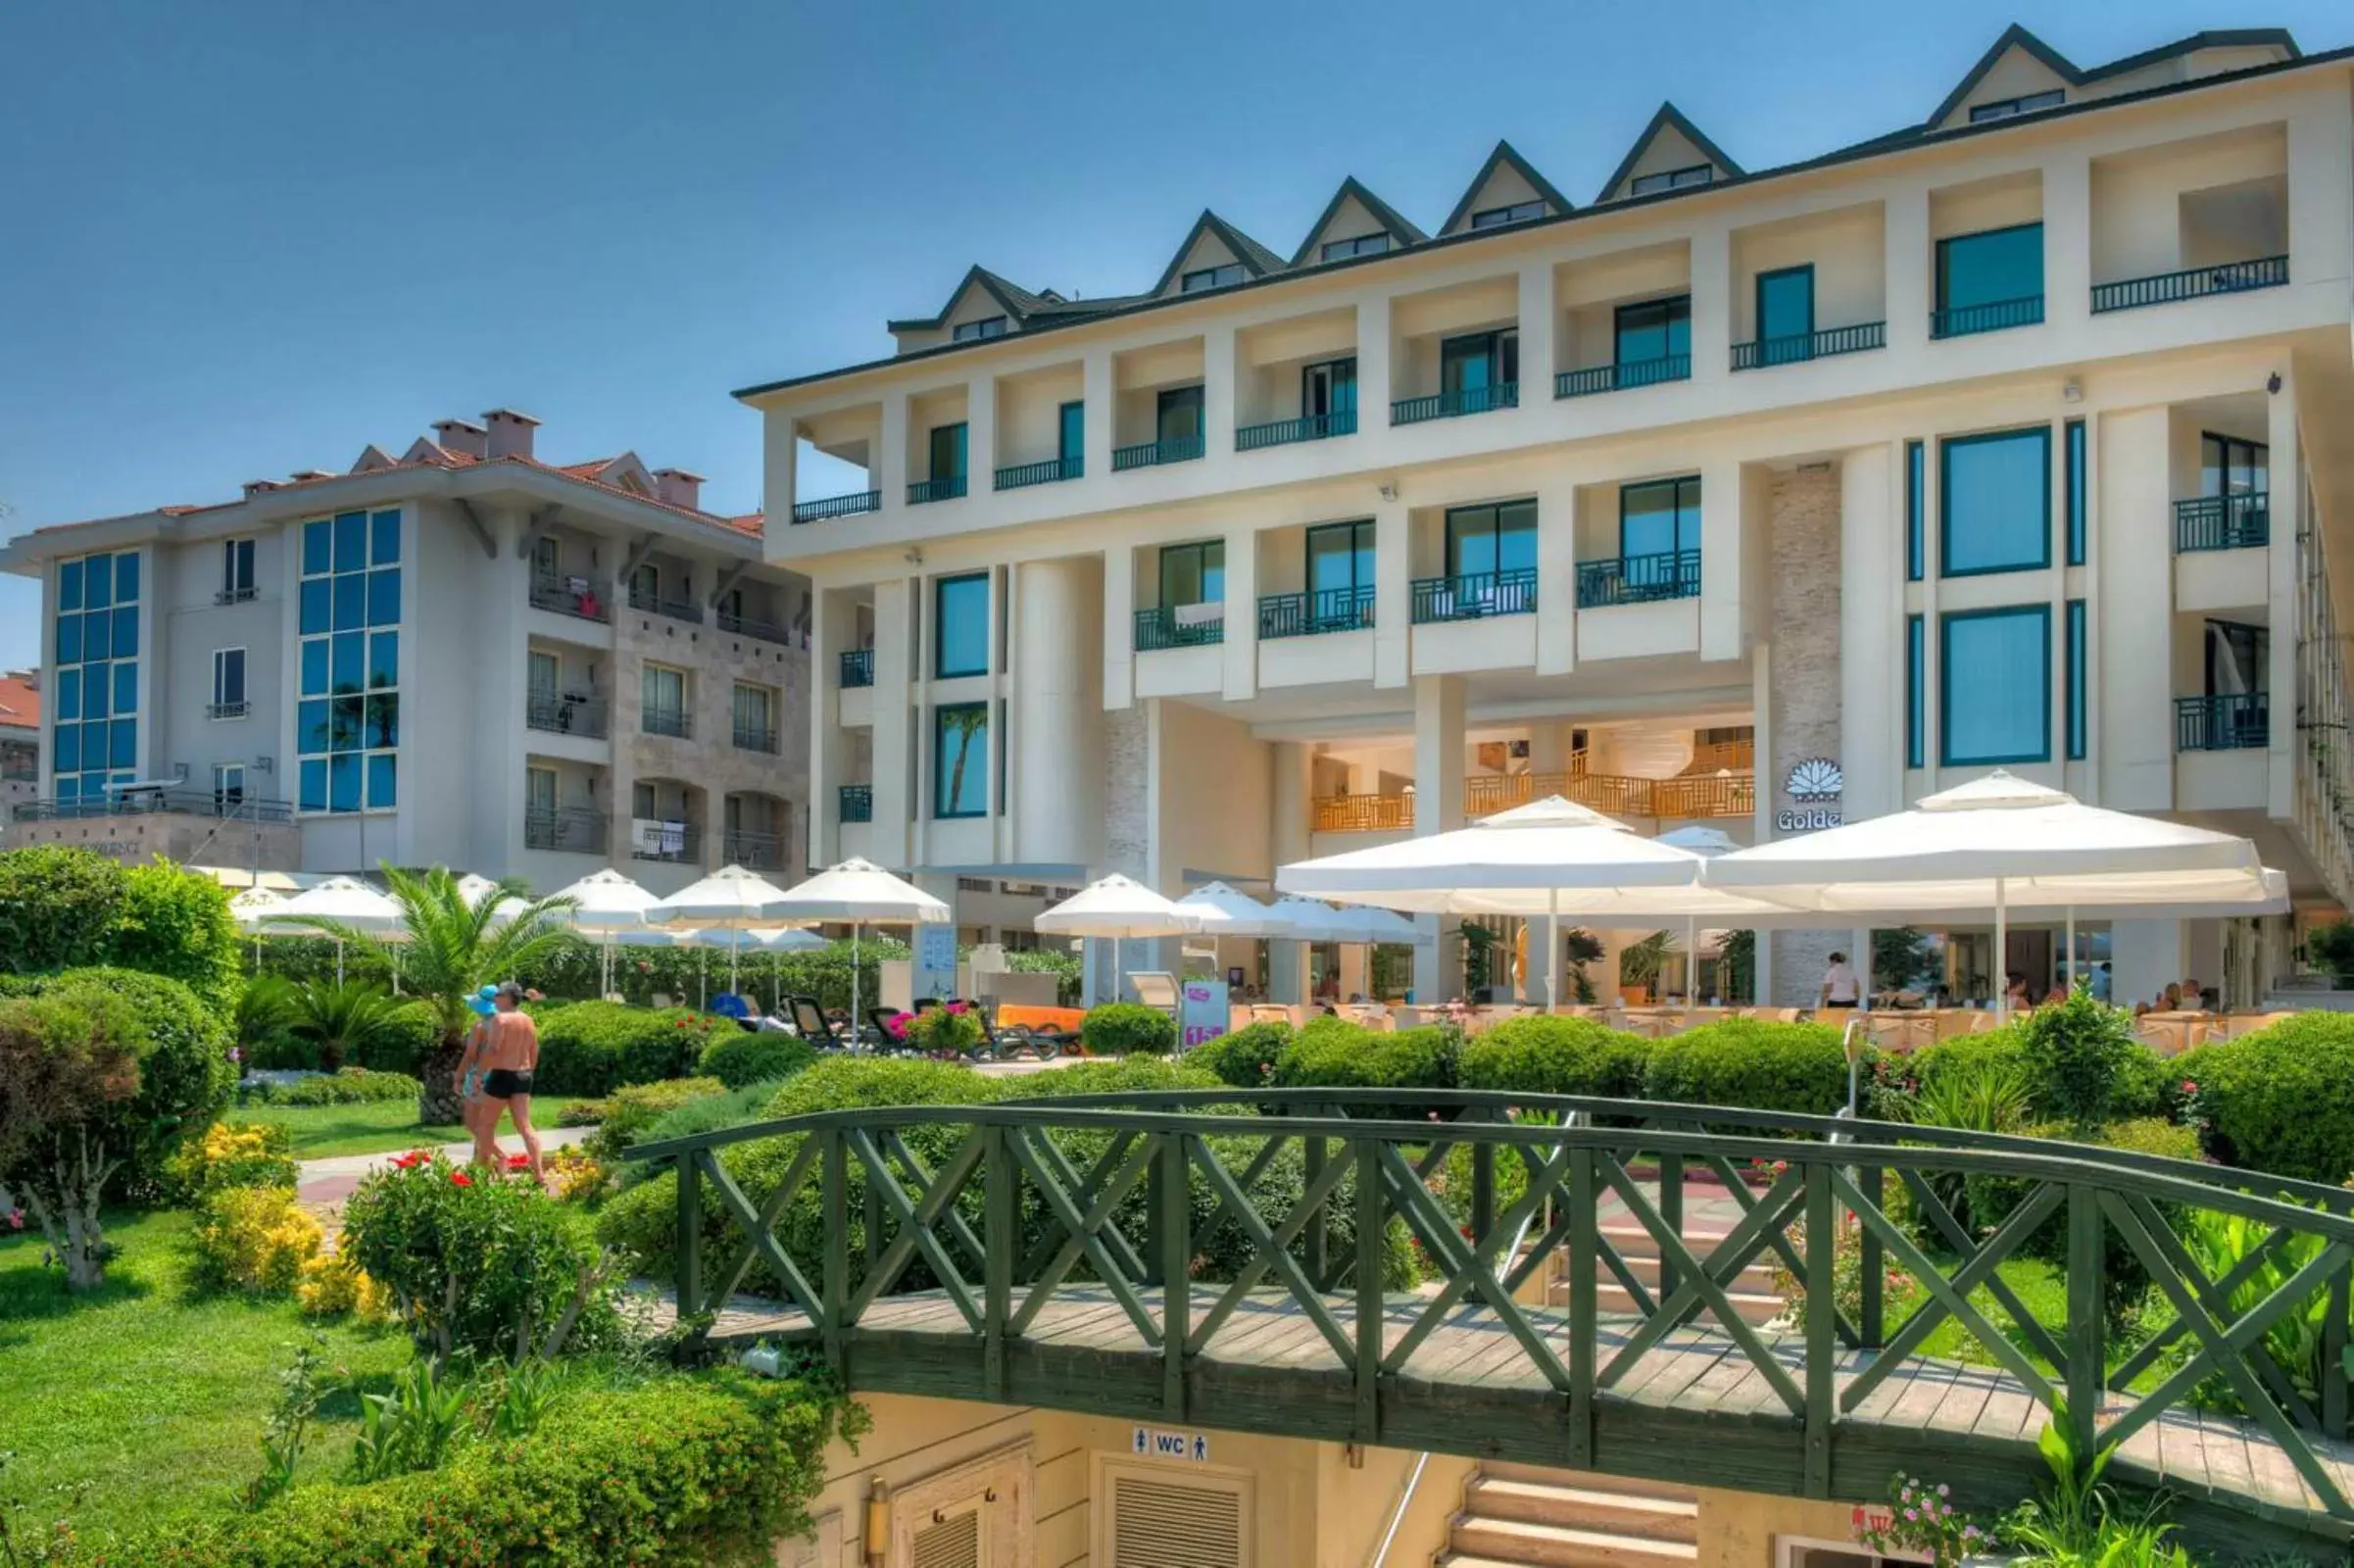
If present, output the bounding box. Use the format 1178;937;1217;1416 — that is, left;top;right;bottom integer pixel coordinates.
295;1125;595;1212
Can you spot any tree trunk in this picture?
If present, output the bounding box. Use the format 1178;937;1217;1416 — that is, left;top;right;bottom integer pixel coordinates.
25;1129;116;1291
417;1038;466;1125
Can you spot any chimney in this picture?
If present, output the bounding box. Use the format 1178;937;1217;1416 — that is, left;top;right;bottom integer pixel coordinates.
241;479;282;498
651;467;706;512
288;469;330;482
482;408;539;461
432;418;488;460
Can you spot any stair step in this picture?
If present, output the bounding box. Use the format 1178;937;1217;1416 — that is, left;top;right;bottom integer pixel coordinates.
1593;1251;1779;1292
1449;1515;1700;1568
1476;1464;1699;1502
1463;1478;1699;1542
1598;1222;1733;1256
1553;1280;1785;1325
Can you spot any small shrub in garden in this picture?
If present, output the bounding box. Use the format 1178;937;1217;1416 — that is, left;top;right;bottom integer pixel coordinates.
907;1004;983;1057
542;1144;612;1202
1006;1056;1222;1099
1458;1015;1648;1100
2013;985;2158;1128
165;1120;299;1202
1080;1002;1177;1056
295;1246;392;1321
585;1076;728;1161
557;1098;607;1127
534;1002;727;1095
1272;1016;1458;1094
1190;1020;1290;1087
349;1002;439;1076
2176;1010;2354;1182
698;1028;817;1088
1641;1018;1851;1116
271;1067;420;1106
193;1186;323;1295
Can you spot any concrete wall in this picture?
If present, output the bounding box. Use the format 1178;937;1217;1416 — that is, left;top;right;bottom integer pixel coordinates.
1765;466;1846;1004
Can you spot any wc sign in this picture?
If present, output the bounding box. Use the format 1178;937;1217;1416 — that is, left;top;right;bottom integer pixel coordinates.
1132;1425;1210;1463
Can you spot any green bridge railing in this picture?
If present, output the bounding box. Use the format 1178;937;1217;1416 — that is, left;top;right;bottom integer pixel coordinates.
627;1088;2354;1529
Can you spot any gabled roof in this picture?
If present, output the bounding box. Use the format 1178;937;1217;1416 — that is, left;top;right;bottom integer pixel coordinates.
1289;176;1428;267
1923;24;2300;128
1149;210;1289;297
1595;103;1744;204
0;673;38;731
1439;140;1574;235
884;265;1064;333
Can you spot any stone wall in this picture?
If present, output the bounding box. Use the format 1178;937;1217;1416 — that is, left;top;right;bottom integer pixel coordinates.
1102;703;1150;880
1765;465;1846;1004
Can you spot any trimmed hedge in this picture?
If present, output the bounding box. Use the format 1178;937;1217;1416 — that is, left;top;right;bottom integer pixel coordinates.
266;1068;421;1106
1458;1015;1648;1101
1641;1018;1850;1116
1190;1021;1290;1088
586;1077;728;1161
1079;1003;1177;1057
534;1003;734;1096
1271;1017;1457;1094
698;1030;817;1090
2177;1011;2354;1183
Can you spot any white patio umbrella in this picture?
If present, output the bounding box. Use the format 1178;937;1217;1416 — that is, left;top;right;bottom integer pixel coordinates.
1702;770;2285;1020
266;874;406;985
1038;874;1202;1003
228;886;287;967
764;858;952;1009
739;926;827;1012
649;864;796;993
549;868;665;997
1174;881;1291;938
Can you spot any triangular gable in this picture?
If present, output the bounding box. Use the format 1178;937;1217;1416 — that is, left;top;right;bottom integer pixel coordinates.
1439;141;1573;236
1926;24;2078;130
1150;210;1287;298
885;265;1045;334
349;444;397;474
400;437;454;466
1596;104;1743;204
1290;176;1428;267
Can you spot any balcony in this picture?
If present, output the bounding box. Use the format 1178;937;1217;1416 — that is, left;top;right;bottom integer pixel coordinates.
1410;568;1537;624
2176;692;2269;752
732;721;780;755
642;705;693;740
839;782;873;823
717;610;798;648
215;585;258;607
12;789;295;825
1236;411;1355;451
2092;256;2287;315
529;572;611;622
1315;769;1755;832
1112;434;1206;472
1576;550;1701;610
723;828;790;872
1311;793;1416;834
628;584;704;625
839;649;875;688
995;456;1081;491
790;489;881;525
527;694;610;740
1730;322;1887;371
907;474;967;505
629;821;703;865
1258;586;1375;640
1134;604;1224;652
206;701;250;721
524;807;607;855
1555;357;1689;399
2174;494;2269;553
1930;295;2043;339
1393;383;1518;426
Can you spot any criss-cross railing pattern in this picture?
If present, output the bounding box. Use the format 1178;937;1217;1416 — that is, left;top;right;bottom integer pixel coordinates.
632;1090;2354;1527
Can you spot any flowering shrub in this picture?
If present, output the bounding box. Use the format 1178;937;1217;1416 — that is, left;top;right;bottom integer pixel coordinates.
543;1144;610;1203
583;1076;727;1161
294;1245;393;1321
906;1004;984;1058
1859;1473;1986;1568
193;1186;324;1295
1770;1204;1911;1329
1189;1021;1290;1088
165;1120;299;1202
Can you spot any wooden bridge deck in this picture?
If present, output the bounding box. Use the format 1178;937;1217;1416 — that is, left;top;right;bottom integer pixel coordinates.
652;1283;2354;1530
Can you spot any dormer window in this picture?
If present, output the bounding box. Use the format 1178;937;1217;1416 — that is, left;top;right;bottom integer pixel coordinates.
1968;89;2063;123
1181;264;1246;294
1320;233;1392;263
952;316;1009;342
1469;200;1545;230
1630;165;1713;197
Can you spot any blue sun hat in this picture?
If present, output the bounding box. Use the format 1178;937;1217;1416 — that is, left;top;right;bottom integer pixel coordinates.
466;984;499;1016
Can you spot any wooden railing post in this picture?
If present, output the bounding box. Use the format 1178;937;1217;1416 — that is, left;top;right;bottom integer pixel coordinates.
1303;1133;1329;1289
2065;1183;2104;1454
1161;1133;1190;1418
1657;1146;1684;1303
1470;1112;1496;1247
2328;1261;2350;1442
823;1127;848;1373
1568;1145;1596;1470
1804;1158;1836;1497
1354;1136;1383;1445
675;1150;703;1319
1144;1148;1167;1288
985;1122;1012;1401
1857;1163;1885;1348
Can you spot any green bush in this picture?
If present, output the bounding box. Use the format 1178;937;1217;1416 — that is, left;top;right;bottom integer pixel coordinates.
19;966;236;1200
145;1372;854;1568
1959;1117;2203;1321
698;1030;817;1089
349;1003;440;1076
270;1068;424;1106
1080;1002;1177;1056
1458;1015;1649;1100
1189;1021;1290;1088
1641;1018;1851;1117
2014;987;2159;1128
534;1003;731;1096
613;1082;790;1188
1005;1055;1224;1099
586;1076;728;1161
0;846;128;973
1273;1016;1458;1095
114;860;245;1014
907;1005;984;1057
2177;1011;2354;1182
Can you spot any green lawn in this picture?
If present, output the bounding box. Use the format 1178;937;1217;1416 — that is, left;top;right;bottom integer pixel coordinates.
0;1209;412;1544
234;1097;588;1159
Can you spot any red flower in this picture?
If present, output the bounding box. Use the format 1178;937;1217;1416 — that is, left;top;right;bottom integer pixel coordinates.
450;1171;473;1187
2181;1079;2198;1094
390;1150;428;1171
506;1154;531;1170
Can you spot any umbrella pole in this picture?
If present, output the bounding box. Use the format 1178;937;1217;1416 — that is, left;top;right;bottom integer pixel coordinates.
1114;935;1123;1004
336;937;344;988
699;948;708;1010
2065;906;2077;997
1687;913;1698;1025
1546;890;1562;1013
729;929;741;995
1995;876;2009;1025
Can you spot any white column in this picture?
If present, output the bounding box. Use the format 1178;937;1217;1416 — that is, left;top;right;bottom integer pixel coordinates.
1839;444;1901;820
877;392;908;511
1083;350;1115;481
1516;260;1556;413
1535;479;1578;675
476;507;528;873
869;576;914;867
809;589;842;867
1222;523;1258;701
2042;155;2091;333
761;414;800;543
2268;373;2301;820
1412;674;1466;1001
1373;500;1410;688
2095;408;2173;810
966;374;997;489
2288;108;2354;286
1270;738;1314;1007
1356;293;1393;435
1688;222;1733;387
1103;543;1136;710
1202;323;1237;460
1699;458;1745;662
1885;188;1932;355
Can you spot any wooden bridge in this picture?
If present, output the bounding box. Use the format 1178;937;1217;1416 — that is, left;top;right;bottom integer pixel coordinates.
626;1089;2354;1548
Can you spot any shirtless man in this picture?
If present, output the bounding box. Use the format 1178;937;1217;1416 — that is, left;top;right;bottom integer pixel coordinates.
457;982;544;1179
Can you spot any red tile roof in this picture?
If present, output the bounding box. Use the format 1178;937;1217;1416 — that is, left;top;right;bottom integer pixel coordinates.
0;674;38;729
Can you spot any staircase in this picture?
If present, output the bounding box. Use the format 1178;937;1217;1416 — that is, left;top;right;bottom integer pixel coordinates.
1439;1463;1699;1568
1540;1185;1788;1327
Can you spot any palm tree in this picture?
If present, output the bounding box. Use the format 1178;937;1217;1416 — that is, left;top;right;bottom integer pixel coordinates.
289;980;403;1072
289;865;580;1121
941;706;988;814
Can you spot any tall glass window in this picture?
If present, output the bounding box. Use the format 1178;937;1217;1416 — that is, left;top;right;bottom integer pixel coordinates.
1306;520;1375;598
1155;386;1204;445
49;549;140;803
2064;418;2086;565
1619;476;1702;560
1441;331;1518;399
2201;432;2268;498
934;703;989;818
934;572;990;679
928;422;967;481
1906;614;1926;769
1905;439;1926;582
1940;427;2050;576
1057;401;1085;475
1940;606;2050;765
1158;540;1225;606
1614;296;1691;367
2065;599;2087;760
1754;266;1814;363
1937;224;2044;314
1301;358;1357;419
296;510;400;813
1445;500;1537;577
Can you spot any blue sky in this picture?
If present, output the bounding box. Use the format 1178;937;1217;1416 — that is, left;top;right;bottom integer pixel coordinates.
2;0;2345;674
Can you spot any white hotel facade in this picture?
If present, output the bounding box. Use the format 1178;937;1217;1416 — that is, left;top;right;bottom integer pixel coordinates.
748;24;2354;1009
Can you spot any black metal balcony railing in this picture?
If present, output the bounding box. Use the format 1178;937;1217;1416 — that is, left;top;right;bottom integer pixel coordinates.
524;807;608;855
790;489;881;525
1409;567;1538;624
715;608;797;648
1931;294;2044;339
1133;604;1225;652
529;573;611;622
723;829;790;872
1576;549;1702;609
1730;321;1887;370
1112;434;1207;471
1393;383;1519;425
2175;493;2270;554
2092;256;2288;315
215;585;258;606
641;705;692;739
907;474;967;505
2176;691;2270;753
732;722;779;755
628;584;705;625
12;790;294;825
838;783;874;823
526;693;611;739
629;821;703;865
839;648;875;688
994;456;1082;490
1555;357;1691;399
1258;585;1376;640
206;701;250;720
1236;410;1356;451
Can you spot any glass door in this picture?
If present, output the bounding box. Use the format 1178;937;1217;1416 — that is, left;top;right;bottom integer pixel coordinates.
928;421;967;482
1614;297;1691;375
1155;386;1204;447
1305;519;1374;630
2201;433;2268;497
1057;400;1085;474
1754;266;1814;364
1301;358;1357;425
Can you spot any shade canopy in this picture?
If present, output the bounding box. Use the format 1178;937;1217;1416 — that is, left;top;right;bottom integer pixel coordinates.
741;926;829;953
269;874;405;935
228;887;288;930
1339;906;1433;946
765;858;951;926
610;928;689;950
1172;881;1291;938
1702;770;2285;916
1265;896;1366;943
1036;874;1202;941
549;868;665;932
649;864;797;929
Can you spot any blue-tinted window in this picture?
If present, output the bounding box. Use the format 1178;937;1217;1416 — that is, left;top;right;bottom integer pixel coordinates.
299;701;329;755
333;572;366;631
112;662;136;717
1614;296;1690;366
300;578;332;636
934;573;990;679
82;611;110;662
1937;223;2043;313
367;753;397;809
2066;599;2086;760
109;719;136;769
299;759;328;812
48;550;142;804
368;631;398;690
1445;499;1538;577
368;568;401;626
296;509;397;811
1754;267;1814;360
113;553;137;604
934;702;989;818
53;723;79;773
366;693;399;750
112;607;136;660
2065;418;2086;565
370;510;400;565
57;559;82;612
333;512;368;572
329;754;362;812
84;664;109;719
1306;520;1376;597
303;519;332;575
331;631;365;693
55;668;79;721
1619;477;1702;560
302;639;329;697
1905;440;1926;581
1941;606;2050;765
1158;540;1224;608
329;696;364;753
1941;427;2050;576
55;614;80;665
1058;401;1084;466
1906;614;1926;769
84;555;112;610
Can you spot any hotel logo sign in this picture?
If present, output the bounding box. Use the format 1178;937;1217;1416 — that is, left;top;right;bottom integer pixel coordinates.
1776;757;1844;832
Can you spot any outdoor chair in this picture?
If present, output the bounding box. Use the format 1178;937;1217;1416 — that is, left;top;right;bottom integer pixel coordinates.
785;995;848;1050
1129;971;1182;1021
